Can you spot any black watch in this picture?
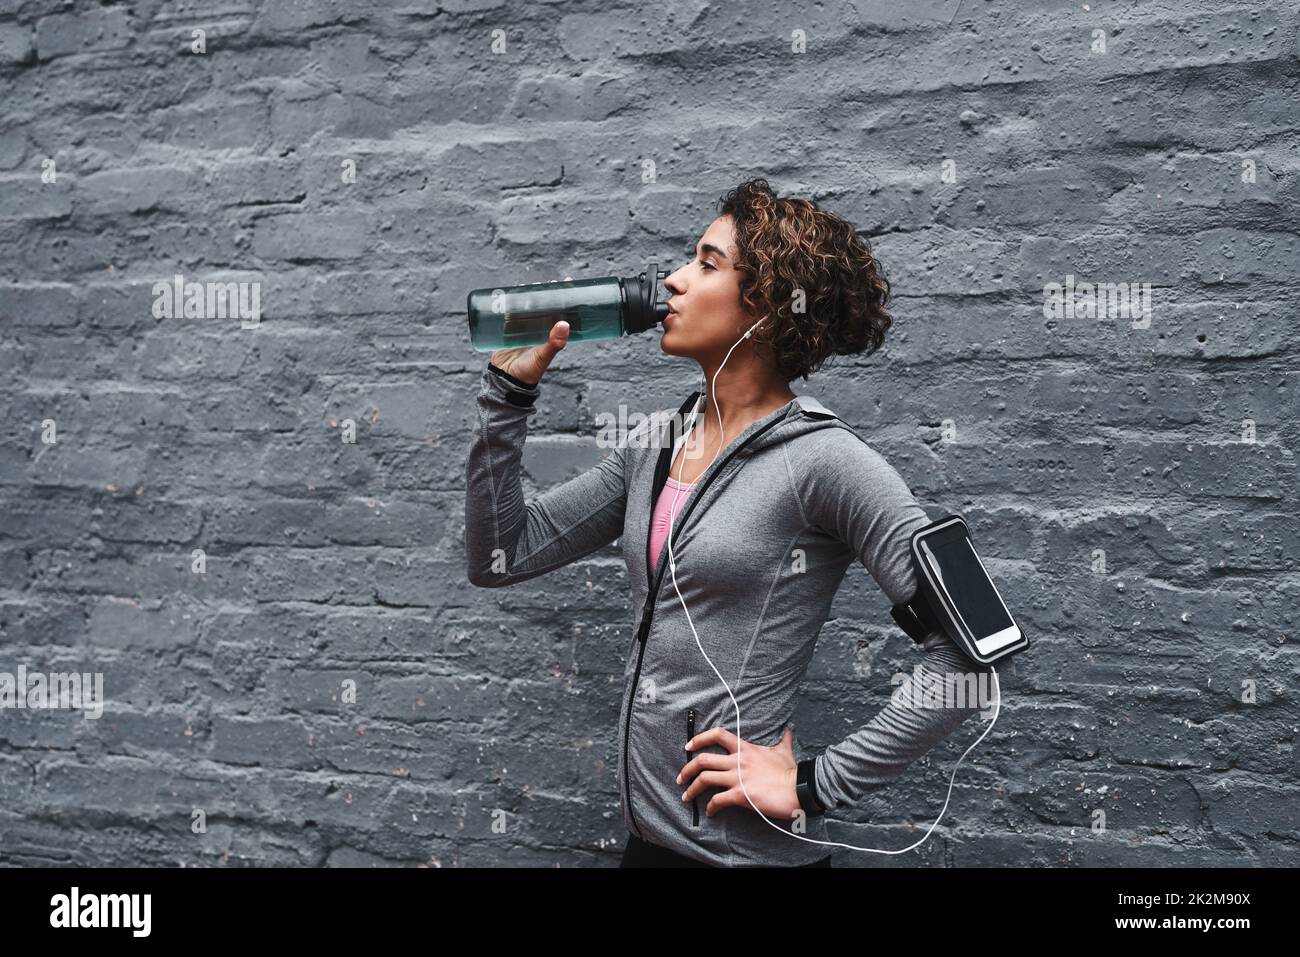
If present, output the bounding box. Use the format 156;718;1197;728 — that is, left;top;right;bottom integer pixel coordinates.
795;757;827;817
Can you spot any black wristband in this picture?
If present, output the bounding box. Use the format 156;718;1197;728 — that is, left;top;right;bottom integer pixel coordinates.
487;361;540;391
486;362;539;408
796;757;827;817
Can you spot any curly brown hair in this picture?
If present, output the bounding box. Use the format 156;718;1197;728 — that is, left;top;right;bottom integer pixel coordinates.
716;177;892;383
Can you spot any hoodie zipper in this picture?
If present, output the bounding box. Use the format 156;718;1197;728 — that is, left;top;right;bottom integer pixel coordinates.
621;407;791;840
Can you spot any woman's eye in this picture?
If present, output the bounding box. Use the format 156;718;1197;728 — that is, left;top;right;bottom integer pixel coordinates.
701;261;715;271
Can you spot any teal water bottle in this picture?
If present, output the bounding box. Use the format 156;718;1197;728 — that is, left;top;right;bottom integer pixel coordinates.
467;262;669;352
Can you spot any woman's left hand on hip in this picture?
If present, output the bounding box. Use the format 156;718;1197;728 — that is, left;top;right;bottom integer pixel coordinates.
677;724;800;820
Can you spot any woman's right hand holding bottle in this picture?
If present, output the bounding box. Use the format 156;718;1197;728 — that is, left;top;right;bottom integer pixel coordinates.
488;276;572;386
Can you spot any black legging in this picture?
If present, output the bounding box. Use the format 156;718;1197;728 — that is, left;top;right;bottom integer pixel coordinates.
619;832;832;867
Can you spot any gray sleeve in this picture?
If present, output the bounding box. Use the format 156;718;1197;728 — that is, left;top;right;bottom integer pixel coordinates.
795;430;995;812
464;366;629;587
812;629;994;812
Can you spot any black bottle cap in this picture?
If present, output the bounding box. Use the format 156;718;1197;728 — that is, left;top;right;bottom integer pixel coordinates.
623;261;669;334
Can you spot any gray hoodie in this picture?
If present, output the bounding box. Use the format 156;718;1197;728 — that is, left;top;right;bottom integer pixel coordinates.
465;362;994;866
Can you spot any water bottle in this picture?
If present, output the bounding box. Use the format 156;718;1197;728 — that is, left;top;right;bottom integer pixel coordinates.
467;262;669;352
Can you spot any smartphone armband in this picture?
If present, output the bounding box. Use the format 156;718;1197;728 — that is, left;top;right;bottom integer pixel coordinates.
889;514;1029;666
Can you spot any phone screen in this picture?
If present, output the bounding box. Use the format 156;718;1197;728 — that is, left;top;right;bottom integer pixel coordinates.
924;535;1014;640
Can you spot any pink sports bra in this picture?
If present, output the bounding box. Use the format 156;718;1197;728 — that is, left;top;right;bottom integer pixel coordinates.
648;476;695;574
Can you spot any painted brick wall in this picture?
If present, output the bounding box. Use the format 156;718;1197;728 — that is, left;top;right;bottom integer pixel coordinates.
1;0;1296;866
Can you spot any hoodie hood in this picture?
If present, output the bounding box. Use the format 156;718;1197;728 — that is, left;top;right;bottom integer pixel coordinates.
642;389;851;506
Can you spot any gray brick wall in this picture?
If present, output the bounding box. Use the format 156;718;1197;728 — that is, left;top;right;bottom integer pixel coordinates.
1;0;1296;867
